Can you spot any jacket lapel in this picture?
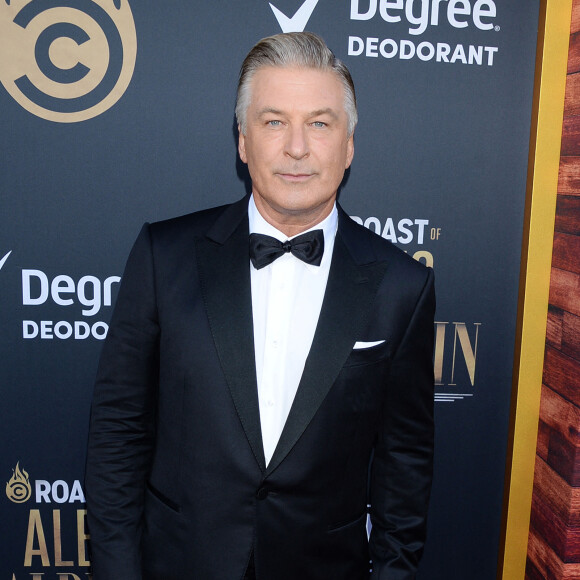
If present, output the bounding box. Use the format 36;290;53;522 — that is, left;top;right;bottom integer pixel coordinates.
195;197;267;472
196;200;389;476
266;207;389;475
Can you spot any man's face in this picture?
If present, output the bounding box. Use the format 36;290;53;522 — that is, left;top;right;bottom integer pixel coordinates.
238;66;354;230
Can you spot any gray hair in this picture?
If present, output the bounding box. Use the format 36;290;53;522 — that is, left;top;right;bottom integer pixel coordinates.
235;32;358;137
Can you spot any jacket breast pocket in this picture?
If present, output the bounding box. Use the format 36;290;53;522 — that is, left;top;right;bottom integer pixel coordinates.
342;341;389;368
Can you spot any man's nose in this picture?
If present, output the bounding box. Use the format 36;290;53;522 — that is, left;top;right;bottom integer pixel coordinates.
284;125;309;159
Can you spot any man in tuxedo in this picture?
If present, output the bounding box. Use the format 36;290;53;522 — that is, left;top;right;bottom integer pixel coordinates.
85;32;435;580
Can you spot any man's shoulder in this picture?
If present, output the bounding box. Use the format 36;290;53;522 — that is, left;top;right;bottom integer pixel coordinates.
147;196;247;245
339;208;430;277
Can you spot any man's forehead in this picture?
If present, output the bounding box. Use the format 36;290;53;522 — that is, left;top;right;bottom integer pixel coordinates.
251;65;342;87
249;66;345;105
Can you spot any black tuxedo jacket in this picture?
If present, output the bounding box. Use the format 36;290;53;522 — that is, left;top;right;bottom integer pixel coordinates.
85;196;435;580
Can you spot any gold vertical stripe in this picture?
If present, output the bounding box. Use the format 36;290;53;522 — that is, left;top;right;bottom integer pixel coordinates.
499;0;573;578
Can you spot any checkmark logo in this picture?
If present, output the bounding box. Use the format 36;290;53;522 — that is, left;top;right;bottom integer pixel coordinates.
269;0;320;33
0;251;11;272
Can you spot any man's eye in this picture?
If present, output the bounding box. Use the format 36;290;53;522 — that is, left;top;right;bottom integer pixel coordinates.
267;120;281;127
312;121;326;128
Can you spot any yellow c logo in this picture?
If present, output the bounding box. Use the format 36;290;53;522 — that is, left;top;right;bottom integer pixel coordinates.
0;0;137;122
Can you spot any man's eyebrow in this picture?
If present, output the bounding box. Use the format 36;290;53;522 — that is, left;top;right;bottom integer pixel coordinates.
309;108;339;119
256;107;284;117
255;107;340;119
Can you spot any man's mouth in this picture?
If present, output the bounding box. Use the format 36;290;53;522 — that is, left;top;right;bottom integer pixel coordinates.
277;173;314;182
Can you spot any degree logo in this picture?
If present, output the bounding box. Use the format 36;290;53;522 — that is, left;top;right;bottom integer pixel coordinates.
269;0;320;32
0;250;11;271
0;0;137;123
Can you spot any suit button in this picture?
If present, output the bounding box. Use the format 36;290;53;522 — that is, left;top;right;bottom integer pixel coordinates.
256;487;269;500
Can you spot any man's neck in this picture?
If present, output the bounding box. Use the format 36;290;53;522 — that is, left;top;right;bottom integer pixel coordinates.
252;194;336;238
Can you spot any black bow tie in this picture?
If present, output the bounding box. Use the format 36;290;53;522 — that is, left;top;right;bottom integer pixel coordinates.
249;230;324;270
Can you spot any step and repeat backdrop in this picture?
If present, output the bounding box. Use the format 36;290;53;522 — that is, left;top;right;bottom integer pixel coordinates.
1;1;539;578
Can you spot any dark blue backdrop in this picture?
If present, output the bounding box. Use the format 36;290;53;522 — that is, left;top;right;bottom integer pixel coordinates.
1;1;539;577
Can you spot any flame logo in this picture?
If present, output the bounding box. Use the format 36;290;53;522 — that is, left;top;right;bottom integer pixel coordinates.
0;0;137;122
6;461;32;503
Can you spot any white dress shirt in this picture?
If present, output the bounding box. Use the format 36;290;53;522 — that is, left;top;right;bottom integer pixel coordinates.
248;195;338;465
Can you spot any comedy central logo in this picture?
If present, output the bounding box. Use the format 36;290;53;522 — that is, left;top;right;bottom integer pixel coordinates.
6;462;32;504
0;0;137;123
269;0;320;32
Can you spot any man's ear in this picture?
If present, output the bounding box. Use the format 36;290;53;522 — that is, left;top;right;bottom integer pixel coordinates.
345;133;354;169
238;124;247;163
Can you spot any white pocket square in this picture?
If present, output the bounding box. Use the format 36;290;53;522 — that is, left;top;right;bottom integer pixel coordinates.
353;340;386;349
